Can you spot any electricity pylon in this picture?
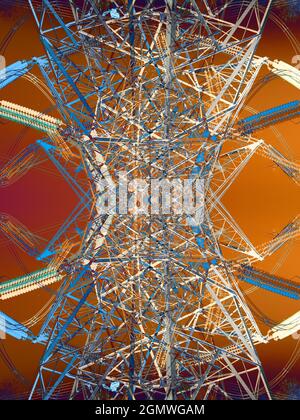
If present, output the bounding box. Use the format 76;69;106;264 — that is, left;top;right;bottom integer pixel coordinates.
20;0;276;399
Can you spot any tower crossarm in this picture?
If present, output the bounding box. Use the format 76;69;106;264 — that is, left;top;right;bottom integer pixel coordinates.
267;310;300;341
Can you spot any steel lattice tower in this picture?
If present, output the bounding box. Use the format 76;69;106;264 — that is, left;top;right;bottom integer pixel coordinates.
6;0;300;400
23;0;275;400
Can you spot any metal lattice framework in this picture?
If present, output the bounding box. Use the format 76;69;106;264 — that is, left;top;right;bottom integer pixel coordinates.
0;0;300;400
